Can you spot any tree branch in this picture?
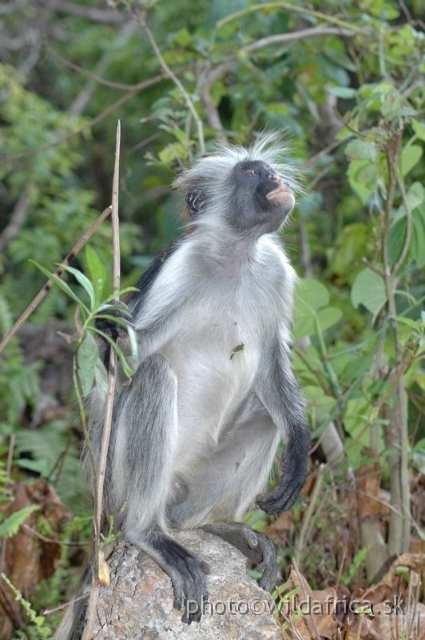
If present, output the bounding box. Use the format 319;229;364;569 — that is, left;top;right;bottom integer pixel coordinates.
135;11;205;155
0;186;30;252
0;206;112;355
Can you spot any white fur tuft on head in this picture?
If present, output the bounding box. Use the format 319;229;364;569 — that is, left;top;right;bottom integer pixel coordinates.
173;132;301;205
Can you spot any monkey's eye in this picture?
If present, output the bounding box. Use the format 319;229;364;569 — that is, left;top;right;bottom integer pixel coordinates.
243;168;256;176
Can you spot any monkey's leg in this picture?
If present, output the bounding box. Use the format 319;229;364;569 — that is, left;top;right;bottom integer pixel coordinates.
112;354;209;623
202;523;278;591
168;397;280;591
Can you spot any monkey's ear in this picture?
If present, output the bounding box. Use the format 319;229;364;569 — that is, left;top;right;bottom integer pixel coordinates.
186;188;207;218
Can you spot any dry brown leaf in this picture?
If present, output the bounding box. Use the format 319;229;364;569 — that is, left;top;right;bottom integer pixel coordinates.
0;479;72;640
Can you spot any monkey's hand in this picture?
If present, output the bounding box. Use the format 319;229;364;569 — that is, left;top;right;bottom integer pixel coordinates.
95;300;135;341
257;422;310;516
202;523;278;592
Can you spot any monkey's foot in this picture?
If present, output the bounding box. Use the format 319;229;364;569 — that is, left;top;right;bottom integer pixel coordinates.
149;534;210;624
202;523;278;592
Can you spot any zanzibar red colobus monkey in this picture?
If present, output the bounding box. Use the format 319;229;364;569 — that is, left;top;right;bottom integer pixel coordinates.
58;134;310;637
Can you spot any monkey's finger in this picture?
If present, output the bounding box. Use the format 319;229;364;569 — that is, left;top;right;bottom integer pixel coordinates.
257;538;278;591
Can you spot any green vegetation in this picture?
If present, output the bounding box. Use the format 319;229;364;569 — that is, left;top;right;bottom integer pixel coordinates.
0;1;424;638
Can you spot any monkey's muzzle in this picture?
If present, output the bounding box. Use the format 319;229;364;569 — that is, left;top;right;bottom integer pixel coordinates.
266;184;295;210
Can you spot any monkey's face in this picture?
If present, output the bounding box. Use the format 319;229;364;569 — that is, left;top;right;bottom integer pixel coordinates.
228;160;295;234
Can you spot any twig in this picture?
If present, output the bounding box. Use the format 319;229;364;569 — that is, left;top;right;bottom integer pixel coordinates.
217;3;366;34
47;43;191;102
197;26;356;144
294;464;326;565
81;122;121;640
135;11;205;155
22;525;87;547
0;206;112;355
0;186;30;252
1;69;174;163
291;559;322;640
43;594;89;616
39;0;125;24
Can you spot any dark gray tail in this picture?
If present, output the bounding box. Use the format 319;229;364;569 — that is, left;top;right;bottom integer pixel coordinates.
54;557;92;640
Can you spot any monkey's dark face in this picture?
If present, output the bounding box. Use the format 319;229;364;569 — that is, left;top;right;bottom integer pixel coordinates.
227;160;295;234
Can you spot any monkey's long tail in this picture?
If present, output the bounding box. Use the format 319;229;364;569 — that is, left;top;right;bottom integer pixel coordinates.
54;556;93;640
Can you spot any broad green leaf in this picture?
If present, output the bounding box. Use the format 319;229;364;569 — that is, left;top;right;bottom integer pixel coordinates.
347;160;377;203
94;359;108;402
351;268;387;321
61;264;95;309
342;353;374;383
388;216;407;267
303;385;337;421
85;246;106;305
400;145;422;177
30;260;87;310
412;209;425;267
406;182;424;211
296;278;330;310
396;317;420;331
345;139;377;161
0;505;39;538
412;119;425;141
77;333;99;396
317;307;343;332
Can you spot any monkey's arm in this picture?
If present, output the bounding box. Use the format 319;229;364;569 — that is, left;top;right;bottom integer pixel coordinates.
95;237;189;362
256;338;310;515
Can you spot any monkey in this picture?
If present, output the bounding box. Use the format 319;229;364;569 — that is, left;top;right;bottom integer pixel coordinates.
57;134;310;637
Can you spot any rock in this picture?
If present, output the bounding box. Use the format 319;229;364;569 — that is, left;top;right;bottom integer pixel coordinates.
91;530;283;640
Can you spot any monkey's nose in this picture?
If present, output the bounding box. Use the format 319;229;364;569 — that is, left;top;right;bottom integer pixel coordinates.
268;173;280;182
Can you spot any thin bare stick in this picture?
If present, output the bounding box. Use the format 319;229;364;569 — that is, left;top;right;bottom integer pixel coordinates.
82;122;121;640
292;559;322;640
0;206;112;355
294;464;326;565
136;12;205;155
22;525;87;547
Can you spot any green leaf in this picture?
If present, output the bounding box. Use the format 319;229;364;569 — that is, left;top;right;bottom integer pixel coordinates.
412;119;425;141
0;505;40;538
406;182;424;212
77;333;99;396
412;208;425;267
347;160;377;203
396;317;420;331
94;359;108;402
296;278;330;310
328;86;357;99
345;139;377;161
61;264;96;310
317;307;343;332
342;353;374;383
400;145;422;177
351;268;387;321
85;246;106;305
388;215;407;267
30;260;87;311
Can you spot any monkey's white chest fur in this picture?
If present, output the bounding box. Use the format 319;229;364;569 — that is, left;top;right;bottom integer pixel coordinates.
135;233;296;475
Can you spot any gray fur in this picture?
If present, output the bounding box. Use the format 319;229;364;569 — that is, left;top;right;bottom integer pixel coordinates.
56;134;310;638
